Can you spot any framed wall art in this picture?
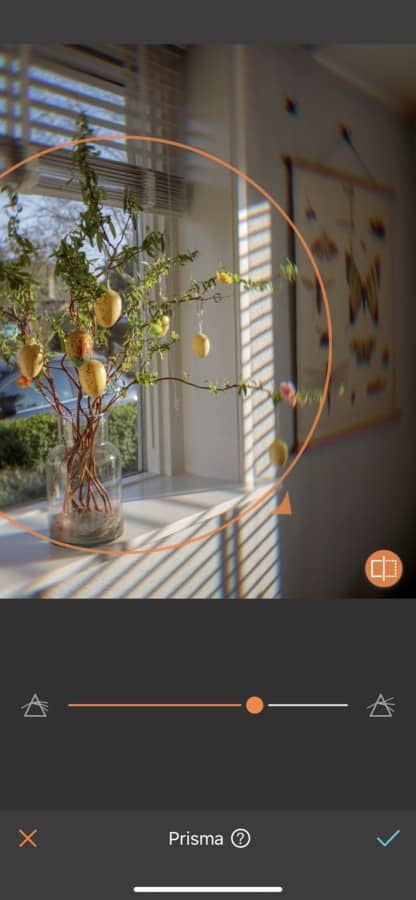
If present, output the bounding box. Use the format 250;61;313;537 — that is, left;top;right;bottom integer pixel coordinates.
286;157;398;446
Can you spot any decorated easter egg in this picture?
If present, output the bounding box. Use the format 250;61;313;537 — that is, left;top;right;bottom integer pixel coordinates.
95;289;122;328
191;333;210;358
65;329;94;364
269;438;289;467
79;359;107;398
17;343;44;379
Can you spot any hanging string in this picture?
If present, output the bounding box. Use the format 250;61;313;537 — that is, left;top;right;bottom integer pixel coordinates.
196;297;204;335
318;123;378;187
339;124;378;185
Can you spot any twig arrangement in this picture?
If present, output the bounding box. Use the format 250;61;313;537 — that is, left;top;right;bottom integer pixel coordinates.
0;116;315;536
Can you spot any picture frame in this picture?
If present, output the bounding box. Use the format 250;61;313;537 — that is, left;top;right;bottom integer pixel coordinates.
285;156;400;447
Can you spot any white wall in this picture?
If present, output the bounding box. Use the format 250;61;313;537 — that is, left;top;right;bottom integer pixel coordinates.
177;45;242;482
178;44;416;598
244;44;416;597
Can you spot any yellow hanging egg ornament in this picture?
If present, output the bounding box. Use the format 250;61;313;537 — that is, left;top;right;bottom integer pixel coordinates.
17;342;44;379
95;288;122;328
160;315;170;336
192;333;210;359
79;359;107;398
269;438;289;467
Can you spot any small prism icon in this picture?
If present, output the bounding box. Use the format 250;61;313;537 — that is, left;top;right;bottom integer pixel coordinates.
21;694;49;718
366;694;396;718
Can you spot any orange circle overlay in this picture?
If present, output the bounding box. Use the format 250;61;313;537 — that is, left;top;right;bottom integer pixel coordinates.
365;549;403;589
0;135;333;557
246;696;265;715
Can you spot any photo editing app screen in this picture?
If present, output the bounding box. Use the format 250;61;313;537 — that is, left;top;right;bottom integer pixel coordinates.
0;23;416;900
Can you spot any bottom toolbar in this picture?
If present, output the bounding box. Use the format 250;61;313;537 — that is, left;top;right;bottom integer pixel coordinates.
1;810;411;898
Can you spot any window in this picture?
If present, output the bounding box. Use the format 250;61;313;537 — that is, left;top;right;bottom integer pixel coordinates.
0;43;187;509
0;187;143;507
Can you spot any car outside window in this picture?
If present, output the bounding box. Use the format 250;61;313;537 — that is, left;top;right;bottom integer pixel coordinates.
0;376;43;416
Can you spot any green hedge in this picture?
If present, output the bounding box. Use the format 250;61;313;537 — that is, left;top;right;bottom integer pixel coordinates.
0;464;47;509
0;403;138;508
108;404;138;474
0;414;58;468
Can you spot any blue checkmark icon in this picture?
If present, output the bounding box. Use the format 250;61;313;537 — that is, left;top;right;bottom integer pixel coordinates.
377;829;400;847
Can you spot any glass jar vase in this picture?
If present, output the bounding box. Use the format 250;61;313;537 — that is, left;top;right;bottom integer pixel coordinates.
46;412;123;547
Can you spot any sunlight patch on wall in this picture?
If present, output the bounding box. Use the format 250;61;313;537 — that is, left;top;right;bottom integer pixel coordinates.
238;200;276;481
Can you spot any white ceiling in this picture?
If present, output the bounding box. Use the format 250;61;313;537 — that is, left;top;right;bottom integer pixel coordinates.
311;44;416;119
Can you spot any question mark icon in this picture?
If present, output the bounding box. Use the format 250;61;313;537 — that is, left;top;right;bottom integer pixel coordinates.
231;827;251;848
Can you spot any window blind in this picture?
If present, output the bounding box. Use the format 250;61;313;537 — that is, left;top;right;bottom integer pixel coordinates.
0;43;187;213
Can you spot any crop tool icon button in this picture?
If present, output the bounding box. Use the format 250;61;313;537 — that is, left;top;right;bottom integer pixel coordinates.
365;550;403;588
18;828;38;848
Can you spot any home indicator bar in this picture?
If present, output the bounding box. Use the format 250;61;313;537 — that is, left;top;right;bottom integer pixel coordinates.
133;889;284;895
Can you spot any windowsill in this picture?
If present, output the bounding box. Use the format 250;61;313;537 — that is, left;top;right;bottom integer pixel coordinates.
0;474;278;597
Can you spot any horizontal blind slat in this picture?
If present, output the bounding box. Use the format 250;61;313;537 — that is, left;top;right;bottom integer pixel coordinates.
32;45;137;86
27;57;127;98
28;101;127;133
28;77;126;113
